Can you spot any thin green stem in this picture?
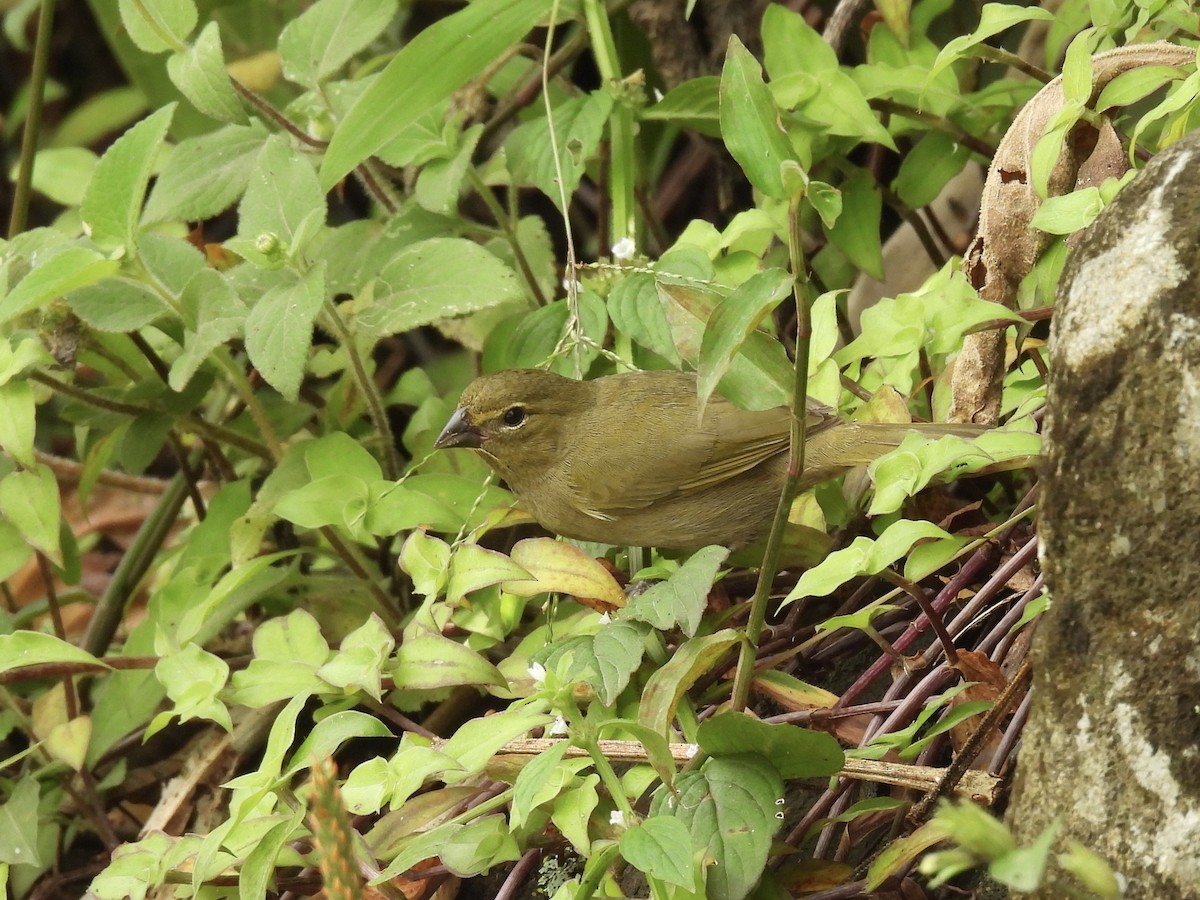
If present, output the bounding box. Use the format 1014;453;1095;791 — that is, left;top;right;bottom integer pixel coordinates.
730;196;813;713
212;348;284;461
974;44;1054;83
582;0;636;245
31;370;273;461
82;473;191;656
581;735;637;822
7;0;55;237
465;168;548;306
322;300;401;480
318;525;400;625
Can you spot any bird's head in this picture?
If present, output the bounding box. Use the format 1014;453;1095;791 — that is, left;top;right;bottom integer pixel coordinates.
435;369;589;482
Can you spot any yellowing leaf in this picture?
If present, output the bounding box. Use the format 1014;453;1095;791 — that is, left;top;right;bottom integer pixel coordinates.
505;538;626;612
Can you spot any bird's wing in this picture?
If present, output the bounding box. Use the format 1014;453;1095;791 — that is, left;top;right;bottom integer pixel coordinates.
564;395;827;516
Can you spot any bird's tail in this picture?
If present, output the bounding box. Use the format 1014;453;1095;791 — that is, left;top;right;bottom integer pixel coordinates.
801;421;988;487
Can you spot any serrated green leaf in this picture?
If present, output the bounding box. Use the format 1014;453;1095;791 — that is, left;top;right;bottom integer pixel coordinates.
244;262;325;401
622;545;728;637
144;122;268;222
279;0;399;86
80;104;176;251
353;238;524;341
0;246;120;326
167;22;246;124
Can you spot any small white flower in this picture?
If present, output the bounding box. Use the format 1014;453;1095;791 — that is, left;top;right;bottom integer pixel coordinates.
528;662;547;683
611;236;636;260
561;276;582;293
598;612;611;625
609;810;626;827
549;716;569;736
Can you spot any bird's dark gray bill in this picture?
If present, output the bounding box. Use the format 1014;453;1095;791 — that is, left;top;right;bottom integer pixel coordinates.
435;407;482;449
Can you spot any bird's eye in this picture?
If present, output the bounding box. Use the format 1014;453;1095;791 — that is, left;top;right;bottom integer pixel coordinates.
502;406;526;427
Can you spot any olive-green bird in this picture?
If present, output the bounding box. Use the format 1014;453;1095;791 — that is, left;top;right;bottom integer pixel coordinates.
435;368;983;549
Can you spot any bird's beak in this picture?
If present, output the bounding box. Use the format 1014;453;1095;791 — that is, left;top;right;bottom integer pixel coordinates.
435;407;483;449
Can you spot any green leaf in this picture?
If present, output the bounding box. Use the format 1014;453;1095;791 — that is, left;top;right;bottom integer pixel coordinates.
656;281;791;410
824;168;884;280
441;815;523;876
439;706;554;775
483;293;607;376
639;630;740;736
865;820;950;890
391;626;506;690
893;131;969;208
622;545;728;637
868;426;1039;517
620;816;697;890
0;379;35;467
696;711;844;779
783;519;956;604
305;431;382;482
608;272;682;365
166;22;246;124
152;644;231;733
719;36;797;200
0;778;44;866
80;104;176;251
447;543;530;604
641;77;721;137
275;474;367;530
510;739;570;829
317;616;395;698
0;465;61;564
697;269;792;415
169;268;247;390
989;819;1059;891
27;147;97;206
279;0;399;86
321;0;551;188
0;520;32;581
1097;65;1186;111
244;262;325;401
655;754;783;900
353;238;524;341
0;246;120;326
542;619;649;705
398;530;451;597
506;91;615;207
761;4;838;79
144;122;268;222
1029;188;1104;235
0;631;107;675
927;4;1056;86
66;277;174;332
118;0;197;54
237;135;327;254
287;712;395;778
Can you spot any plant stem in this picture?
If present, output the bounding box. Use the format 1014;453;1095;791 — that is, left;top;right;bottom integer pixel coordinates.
730;195;813;712
7;0;55;237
